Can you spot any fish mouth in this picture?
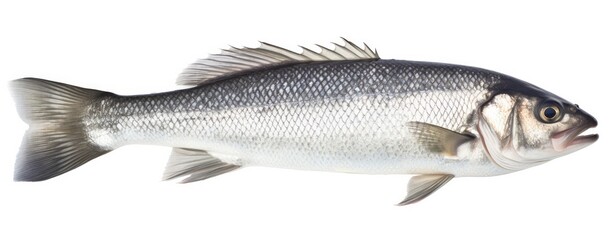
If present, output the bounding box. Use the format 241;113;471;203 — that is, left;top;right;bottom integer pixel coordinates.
552;122;599;152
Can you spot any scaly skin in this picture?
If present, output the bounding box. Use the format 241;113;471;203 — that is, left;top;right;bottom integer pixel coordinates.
84;60;512;177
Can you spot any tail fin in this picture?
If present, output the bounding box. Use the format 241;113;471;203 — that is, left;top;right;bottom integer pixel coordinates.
10;78;111;181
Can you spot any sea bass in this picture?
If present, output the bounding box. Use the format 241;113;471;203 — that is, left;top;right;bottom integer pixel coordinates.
10;39;598;205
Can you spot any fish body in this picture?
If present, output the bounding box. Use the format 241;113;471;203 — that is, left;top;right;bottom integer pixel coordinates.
87;60;500;176
10;39;598;205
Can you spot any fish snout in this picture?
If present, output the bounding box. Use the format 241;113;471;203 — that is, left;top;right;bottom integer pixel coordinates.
551;106;598;152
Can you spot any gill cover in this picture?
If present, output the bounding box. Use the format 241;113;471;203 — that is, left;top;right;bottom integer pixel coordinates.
478;94;544;171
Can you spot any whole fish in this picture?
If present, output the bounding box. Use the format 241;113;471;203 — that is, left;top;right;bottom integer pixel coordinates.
10;39;598;205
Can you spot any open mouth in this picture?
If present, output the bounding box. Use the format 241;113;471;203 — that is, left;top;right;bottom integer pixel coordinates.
552;123;599;152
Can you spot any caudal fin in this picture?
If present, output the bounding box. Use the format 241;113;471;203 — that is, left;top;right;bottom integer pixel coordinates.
10;78;111;181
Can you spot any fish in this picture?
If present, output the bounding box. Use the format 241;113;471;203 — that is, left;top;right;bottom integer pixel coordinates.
9;38;598;205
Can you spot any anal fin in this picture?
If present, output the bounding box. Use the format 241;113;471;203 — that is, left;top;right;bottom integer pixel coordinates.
398;174;454;205
163;148;241;183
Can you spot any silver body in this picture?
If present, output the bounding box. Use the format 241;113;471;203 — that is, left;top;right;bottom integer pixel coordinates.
10;40;598;204
84;60;508;177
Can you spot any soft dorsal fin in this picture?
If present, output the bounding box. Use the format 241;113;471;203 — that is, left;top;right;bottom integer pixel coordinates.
177;38;379;85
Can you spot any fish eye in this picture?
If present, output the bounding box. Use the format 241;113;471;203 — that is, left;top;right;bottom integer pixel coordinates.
538;103;563;123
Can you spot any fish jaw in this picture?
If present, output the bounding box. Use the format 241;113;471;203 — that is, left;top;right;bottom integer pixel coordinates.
551;119;598;153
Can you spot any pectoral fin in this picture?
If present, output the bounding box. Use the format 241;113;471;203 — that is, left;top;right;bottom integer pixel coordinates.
398;174;454;205
407;122;475;157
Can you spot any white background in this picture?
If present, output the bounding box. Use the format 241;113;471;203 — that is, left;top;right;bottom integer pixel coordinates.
1;1;612;239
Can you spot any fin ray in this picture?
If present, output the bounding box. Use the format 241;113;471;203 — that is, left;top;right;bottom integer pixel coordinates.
407;122;475;157
177;38;379;85
398;174;454;205
10;78;111;181
163;148;241;183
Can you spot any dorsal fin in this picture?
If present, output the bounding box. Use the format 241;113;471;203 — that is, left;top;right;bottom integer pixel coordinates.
177;38;379;85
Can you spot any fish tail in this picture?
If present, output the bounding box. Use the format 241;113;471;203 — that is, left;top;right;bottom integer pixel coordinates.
9;78;112;181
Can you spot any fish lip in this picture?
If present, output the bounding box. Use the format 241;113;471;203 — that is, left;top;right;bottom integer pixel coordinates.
552;122;598;151
570;133;599;146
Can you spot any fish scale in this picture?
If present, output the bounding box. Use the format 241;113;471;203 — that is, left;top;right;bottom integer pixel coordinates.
9;39;597;205
83;60;497;176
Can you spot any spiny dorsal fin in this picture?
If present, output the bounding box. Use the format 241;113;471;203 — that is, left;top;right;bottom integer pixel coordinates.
177;38;379;85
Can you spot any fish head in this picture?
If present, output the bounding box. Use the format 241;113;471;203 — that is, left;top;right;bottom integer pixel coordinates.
478;81;598;171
